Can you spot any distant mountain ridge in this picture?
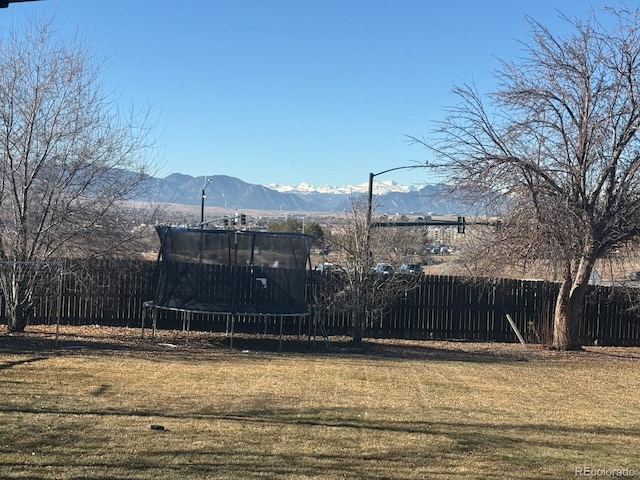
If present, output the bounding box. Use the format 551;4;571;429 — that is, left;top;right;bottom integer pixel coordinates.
143;173;470;215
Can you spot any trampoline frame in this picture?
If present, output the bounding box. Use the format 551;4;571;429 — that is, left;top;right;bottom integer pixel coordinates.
143;226;319;350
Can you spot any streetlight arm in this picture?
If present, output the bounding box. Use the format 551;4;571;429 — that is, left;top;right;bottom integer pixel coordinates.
367;164;419;224
372;165;419;177
368;165;419;215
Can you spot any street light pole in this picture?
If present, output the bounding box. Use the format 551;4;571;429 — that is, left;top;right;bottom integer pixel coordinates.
365;165;419;268
366;171;375;243
200;177;213;228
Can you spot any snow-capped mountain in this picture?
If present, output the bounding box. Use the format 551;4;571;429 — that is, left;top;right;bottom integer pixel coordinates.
267;179;423;195
139;173;469;214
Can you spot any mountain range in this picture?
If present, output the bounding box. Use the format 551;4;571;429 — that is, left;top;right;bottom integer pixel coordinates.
145;173;470;215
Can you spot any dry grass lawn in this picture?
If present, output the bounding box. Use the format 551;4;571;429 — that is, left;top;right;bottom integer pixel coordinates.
1;325;639;479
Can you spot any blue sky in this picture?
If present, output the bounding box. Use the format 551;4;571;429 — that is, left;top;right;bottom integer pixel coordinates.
0;0;614;188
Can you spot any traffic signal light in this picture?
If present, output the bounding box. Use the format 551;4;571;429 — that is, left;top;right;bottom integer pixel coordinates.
457;216;465;234
241;214;247;225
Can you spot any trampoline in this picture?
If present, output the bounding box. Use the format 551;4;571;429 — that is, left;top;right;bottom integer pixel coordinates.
143;225;315;348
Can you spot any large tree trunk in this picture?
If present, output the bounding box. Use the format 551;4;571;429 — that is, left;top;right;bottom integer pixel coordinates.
3;268;35;333
552;282;581;350
6;299;32;333
552;255;593;350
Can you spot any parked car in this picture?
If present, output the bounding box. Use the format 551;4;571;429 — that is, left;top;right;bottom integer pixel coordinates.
373;263;394;275
426;245;456;255
399;263;422;274
315;262;335;273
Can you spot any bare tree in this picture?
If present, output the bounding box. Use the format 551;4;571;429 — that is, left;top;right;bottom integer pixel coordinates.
412;5;640;350
314;196;421;343
0;18;157;332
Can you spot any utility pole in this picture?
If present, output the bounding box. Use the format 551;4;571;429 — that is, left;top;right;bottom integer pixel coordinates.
200;177;212;228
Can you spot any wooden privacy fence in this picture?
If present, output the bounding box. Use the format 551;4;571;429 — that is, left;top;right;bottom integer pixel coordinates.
1;259;639;346
315;275;640;346
0;259;153;327
365;276;559;344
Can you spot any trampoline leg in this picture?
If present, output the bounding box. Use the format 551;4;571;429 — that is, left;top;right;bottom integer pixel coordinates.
279;315;283;352
313;314;317;343
186;312;191;345
229;313;235;349
229;314;236;350
152;308;157;338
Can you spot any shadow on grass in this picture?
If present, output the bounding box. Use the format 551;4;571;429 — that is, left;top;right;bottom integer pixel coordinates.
2;400;639;442
217;335;535;363
0;331;140;355
1;402;637;480
0;356;48;371
2;327;535;363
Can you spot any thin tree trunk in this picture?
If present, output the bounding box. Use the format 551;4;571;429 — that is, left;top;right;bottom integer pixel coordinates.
552;279;572;349
352;288;365;345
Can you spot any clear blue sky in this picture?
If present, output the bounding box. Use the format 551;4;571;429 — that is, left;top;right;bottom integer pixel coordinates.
0;0;614;188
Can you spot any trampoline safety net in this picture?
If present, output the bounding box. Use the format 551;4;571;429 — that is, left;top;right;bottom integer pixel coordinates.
152;226;314;314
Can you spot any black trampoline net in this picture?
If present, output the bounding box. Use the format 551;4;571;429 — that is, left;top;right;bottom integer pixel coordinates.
152;226;313;314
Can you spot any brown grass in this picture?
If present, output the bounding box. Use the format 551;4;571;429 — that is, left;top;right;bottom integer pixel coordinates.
1;325;639;479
